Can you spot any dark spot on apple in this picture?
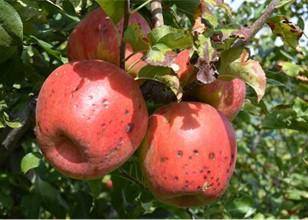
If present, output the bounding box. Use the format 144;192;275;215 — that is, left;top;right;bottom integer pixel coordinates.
185;180;189;184
125;109;129;115
200;170;204;173
210;176;214;180
208;152;215;160
197;185;202;190
126;123;134;133
188;156;193;160
231;153;235;159
203;175;207;179
174;176;179;181
207;170;211;174
226;169;230;173
213;187;217;191
160;157;168;162
164;176;167;180
177;150;183;157
216;178;220;182
224;156;228;160
101;123;106;127
217;182;221;186
193;149;199;155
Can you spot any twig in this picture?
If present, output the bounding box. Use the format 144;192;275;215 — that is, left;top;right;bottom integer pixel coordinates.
130;0;152;15
120;0;130;69
150;0;164;28
0;97;36;166
233;0;279;48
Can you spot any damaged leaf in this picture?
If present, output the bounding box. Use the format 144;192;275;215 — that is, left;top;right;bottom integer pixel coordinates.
267;16;303;49
219;48;267;102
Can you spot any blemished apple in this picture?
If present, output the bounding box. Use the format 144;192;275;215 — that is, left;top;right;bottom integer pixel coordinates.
67;8;120;65
35;60;148;180
192;79;246;120
67;8;151;77
140;102;237;208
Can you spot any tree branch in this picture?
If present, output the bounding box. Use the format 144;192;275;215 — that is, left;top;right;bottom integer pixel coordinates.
150;0;164;28
233;0;279;48
120;0;130;69
0;97;36;166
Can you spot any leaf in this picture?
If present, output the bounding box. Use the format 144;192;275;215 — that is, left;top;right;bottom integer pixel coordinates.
277;61;305;77
0;0;23;63
96;0;124;24
148;25;193;49
210;28;238;50
30;35;67;63
87;178;103;198
267;16;303;49
35;177;68;217
145;44;177;67
137;65;182;100
124;24;149;52
2;112;22;128
262;106;308;131
21;153;40;174
219;48;267;102
275;0;296;8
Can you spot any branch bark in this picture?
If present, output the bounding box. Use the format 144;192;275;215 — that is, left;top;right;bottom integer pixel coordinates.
120;0;130;69
150;0;164;27
0;97;36;166
233;0;279;48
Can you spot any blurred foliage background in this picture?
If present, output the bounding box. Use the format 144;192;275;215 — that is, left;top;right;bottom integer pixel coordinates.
0;0;307;218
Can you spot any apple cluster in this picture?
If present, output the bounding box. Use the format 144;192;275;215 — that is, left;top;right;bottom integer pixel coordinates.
36;8;245;208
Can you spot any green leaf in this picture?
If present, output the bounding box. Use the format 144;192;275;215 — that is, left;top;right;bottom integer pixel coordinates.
219;48;267;102
96;0;124;24
137;65;182;100
21;153;41;174
146;44;177;67
275;0;296;8
0;0;23;63
267;16;303;49
277;61;305;77
35;177;68;217
148;25;193;49
262;106;308;131
87;178;103;198
124;24;149;52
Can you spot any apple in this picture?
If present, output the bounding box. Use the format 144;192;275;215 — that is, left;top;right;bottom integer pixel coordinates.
67;8;120;65
140;102;237;207
35;60;148;180
67;8;151;77
191;79;246;120
174;49;195;87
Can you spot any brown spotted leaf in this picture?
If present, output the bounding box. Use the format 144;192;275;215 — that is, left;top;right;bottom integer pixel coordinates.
219;48;267;102
145;43;177;67
267;16;303;49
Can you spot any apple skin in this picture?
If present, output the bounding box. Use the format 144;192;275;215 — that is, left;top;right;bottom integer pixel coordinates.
35;60;148;180
67;8;120;65
140;102;237;208
192;79;246;120
174;49;195;87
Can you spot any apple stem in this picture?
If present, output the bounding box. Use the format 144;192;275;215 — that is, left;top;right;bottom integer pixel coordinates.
232;0;279;48
120;0;130;69
150;0;164;28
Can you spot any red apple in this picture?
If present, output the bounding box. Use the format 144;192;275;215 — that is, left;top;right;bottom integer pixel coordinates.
192;79;246;120
36;60;148;180
174;49;195;87
140;102;237;207
67;8;120;65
